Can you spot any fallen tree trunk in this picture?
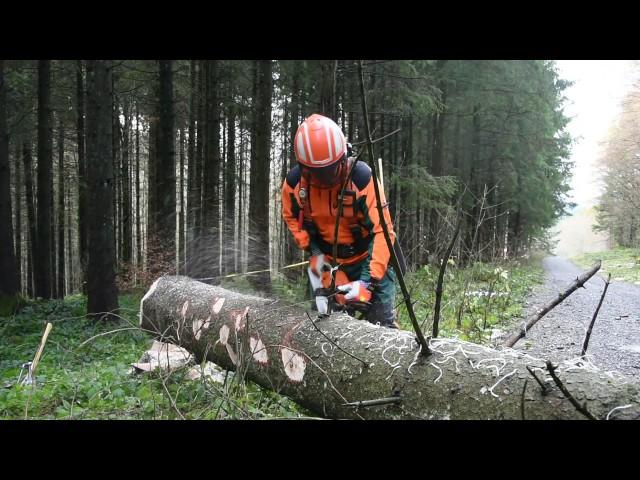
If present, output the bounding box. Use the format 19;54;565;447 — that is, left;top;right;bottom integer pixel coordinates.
140;276;640;420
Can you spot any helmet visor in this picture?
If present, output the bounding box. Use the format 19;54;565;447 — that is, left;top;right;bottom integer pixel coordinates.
305;159;342;186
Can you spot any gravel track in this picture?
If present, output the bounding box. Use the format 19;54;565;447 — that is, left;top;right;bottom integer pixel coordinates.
505;256;640;379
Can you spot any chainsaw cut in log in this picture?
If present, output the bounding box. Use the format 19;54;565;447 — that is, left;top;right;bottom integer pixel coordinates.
139;276;639;420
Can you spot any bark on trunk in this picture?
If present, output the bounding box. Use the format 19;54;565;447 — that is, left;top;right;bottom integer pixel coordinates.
86;60;119;317
157;60;176;265
140;276;640;420
57;117;65;298
121;100;132;264
23;142;36;297
202;60;220;280
15;145;23;294
36;60;53;299
186;60;197;276
77;60;88;293
223;101;236;276
135;102;141;269
248;60;272;292
0;59;20;296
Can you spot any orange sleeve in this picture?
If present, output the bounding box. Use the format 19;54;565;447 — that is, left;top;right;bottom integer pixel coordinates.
281;178;310;251
359;177;396;282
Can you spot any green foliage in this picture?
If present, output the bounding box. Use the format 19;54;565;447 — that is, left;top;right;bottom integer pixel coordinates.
573;247;640;284
391;170;458;210
397;258;544;344
0;294;27;317
270;272;309;304
0;294;309;419
591;77;640;248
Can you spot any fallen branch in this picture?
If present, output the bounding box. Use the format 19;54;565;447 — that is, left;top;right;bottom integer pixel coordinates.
581;274;611;357
546;360;597;420
305;311;369;367
78;326;156;348
503;261;602;348
343;396;401;408
521;379;528;420
526;365;548;395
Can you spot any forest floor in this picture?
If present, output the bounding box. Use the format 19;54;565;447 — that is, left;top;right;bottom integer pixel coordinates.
1;256;546;420
0;292;310;419
498;255;640;378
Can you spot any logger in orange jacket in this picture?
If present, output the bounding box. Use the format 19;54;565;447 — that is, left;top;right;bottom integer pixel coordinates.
281;113;399;329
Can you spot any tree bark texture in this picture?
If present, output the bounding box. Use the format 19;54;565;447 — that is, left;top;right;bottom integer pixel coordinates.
157;60;176;260
76;60;88;293
36;60;53;299
0;59;20;296
23;142;36;297
57;117;65;298
248;60;272;291
140;276;640;420
85;60;119;317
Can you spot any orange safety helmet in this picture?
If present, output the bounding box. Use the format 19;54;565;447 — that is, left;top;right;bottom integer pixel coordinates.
294;114;347;168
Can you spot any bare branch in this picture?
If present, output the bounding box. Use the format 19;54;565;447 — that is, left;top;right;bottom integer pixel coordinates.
526;365;549;395
546;360;597;420
521;379;528;420
342;396;401;408
432;219;461;338
503;261;602;348
357;60;430;356
581;274;612;358
305;311;369;367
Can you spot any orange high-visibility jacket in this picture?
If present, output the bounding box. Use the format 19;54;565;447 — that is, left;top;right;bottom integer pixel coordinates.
281;161;396;282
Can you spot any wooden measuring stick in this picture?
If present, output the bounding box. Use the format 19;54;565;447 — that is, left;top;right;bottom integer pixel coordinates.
30;322;53;376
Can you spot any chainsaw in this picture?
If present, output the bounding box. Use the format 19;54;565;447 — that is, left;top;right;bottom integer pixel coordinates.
312;264;372;318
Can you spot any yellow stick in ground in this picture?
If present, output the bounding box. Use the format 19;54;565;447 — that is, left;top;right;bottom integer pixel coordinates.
30;322;53;376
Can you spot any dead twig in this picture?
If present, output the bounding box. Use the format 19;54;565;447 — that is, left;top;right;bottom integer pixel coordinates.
78;326;157;348
305;311;369;367
342;396;401;408
503;261;602;348
357;59;430;357
526;365;548;395
352;128;402;146
432;219;461;338
521;379;528;420
581;274;611;357
546;360;597;420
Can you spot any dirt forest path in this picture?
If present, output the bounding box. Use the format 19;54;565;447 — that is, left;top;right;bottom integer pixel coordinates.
507;256;640;379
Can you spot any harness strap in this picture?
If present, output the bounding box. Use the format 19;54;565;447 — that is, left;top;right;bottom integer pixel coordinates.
298;158;370;254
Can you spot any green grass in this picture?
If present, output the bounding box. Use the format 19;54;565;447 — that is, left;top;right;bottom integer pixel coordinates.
573;247;640;284
397;256;545;345
0;293;310;420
